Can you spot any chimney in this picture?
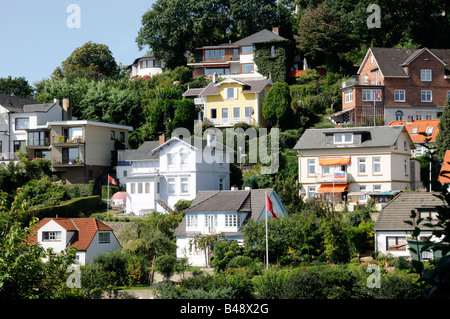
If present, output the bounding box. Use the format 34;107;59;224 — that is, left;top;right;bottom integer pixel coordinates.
212;72;218;83
159;134;166;145
53;98;59;104
62;98;72;121
272;27;279;35
407;116;414;124
245;186;252;191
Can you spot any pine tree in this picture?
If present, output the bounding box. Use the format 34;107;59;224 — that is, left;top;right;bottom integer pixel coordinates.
435;100;450;161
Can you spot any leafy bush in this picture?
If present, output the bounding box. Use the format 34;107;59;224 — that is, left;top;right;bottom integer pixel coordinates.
252;268;291;299
154;255;178;279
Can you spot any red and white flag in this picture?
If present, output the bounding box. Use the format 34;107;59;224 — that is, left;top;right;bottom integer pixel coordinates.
108;175;117;185
266;195;278;219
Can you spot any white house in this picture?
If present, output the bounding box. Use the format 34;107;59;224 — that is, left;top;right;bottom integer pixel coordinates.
30;217;121;265
374;192;445;260
125;135;232;215
174;188;286;267
128;55;165;79
293;125;422;210
0;94;66;162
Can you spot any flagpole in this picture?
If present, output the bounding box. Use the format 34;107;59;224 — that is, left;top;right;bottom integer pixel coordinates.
265;192;269;271
107;174;110;216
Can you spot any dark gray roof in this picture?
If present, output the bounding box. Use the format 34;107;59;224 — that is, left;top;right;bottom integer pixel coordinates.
174;188;277;237
126;141;160;161
374;192;446;231
0;94;42;113
366;47;450;77
189;78;271;97
293;125;410;150
127;136;234;161
234;29;286;45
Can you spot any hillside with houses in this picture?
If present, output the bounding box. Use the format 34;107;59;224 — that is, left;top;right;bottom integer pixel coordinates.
0;0;450;302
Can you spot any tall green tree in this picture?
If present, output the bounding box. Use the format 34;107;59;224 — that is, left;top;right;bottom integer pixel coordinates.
435;101;450;161
0;76;33;98
53;41;119;79
262;81;293;129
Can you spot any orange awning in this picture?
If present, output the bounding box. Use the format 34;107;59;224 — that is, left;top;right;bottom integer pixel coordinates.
319;157;351;166
317;184;348;193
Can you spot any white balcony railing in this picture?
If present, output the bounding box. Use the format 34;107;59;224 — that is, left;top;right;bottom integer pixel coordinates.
315;172;350;183
206;117;255;127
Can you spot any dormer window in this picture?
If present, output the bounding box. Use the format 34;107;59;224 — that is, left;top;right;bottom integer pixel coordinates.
42;231;61;241
334;133;353;144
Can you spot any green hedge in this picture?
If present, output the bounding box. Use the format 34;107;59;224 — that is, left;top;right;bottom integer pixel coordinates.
28;195;101;220
62;183;94;199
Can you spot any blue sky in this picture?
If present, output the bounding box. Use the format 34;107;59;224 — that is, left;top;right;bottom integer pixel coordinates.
0;0;156;85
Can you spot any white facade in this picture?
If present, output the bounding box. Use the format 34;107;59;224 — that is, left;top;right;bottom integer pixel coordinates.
129;56;165;79
0;103;62;160
295;126;422;209
36;219;121;266
125;137;231;215
175;189;286;267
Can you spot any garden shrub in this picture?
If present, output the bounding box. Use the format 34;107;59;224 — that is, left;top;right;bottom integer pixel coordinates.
280;268;326;299
252;268;292;299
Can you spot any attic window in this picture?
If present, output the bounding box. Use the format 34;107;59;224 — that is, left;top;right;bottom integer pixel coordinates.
99;232;110;243
411;127;418;135
334;133;353;144
426;127;434;134
42;231;61;241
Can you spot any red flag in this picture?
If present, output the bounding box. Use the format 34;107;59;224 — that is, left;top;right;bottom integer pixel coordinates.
266;195;278;219
108;176;117;185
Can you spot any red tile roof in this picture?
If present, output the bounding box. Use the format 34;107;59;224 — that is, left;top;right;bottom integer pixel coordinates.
388;119;440;144
29;218;113;251
439;150;450;184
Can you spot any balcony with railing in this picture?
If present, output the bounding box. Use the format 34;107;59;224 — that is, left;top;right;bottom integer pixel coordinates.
315;172;350;184
341;75;383;89
205;117;255;127
52;135;85;146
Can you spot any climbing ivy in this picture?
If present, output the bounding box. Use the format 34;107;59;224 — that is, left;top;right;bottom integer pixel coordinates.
254;39;290;83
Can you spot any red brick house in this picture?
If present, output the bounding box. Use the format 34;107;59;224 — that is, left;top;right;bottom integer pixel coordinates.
331;48;449;126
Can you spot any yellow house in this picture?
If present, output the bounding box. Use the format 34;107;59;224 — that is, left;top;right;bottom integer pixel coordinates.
184;77;272;128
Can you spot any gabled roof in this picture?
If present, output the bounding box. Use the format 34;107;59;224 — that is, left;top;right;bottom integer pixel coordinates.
374;192;445;231
184;78;272;97
0;94;55;113
358;47;450;78
234;29;287;45
174;188;282;238
293;125;413;150
387;119;440;143
30;218;114;251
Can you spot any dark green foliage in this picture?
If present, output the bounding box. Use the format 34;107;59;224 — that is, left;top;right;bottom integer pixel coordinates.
21;177;68;207
154;255;178;279
253;40;290;83
0;76;33;97
435;101;450;161
28;196;101;221
280;269;326;298
211;240;243;271
262;81;293;129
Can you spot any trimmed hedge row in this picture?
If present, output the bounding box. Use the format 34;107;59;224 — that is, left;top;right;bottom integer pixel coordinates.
28;195;101;220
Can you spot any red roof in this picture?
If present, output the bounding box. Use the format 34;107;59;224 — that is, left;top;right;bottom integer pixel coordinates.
439;150;450;184
29;218;113;251
388;119;440;143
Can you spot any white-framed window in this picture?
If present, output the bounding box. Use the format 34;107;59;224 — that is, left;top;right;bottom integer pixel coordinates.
99;232;110;243
395;110;404;121
404;159;408;175
130;183;136;194
233;107;240;118
168;177;176;195
180;151;189;166
416;112;422;120
373;184;382;192
421;90;432;102
362;89;382;102
181;177;189;194
394;90;405;102
359;185;367;202
42;231;61;241
225;214;240;227
334;133;353;144
307;159;316;175
307;186;316;198
226;88;237;100
358;158;367;174
322;165;331;175
205;214;218;228
15;117;29;130
222;108;229;119
137;183;143;194
241;46;254;54
167;153;174;167
386;236;407;251
145;182;150;194
345;91;353;103
241;63;254;73
421;69;432;82
244;106;252;118
425;112;432;120
186;215;198;228
412;127;419;135
372;157;381;174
